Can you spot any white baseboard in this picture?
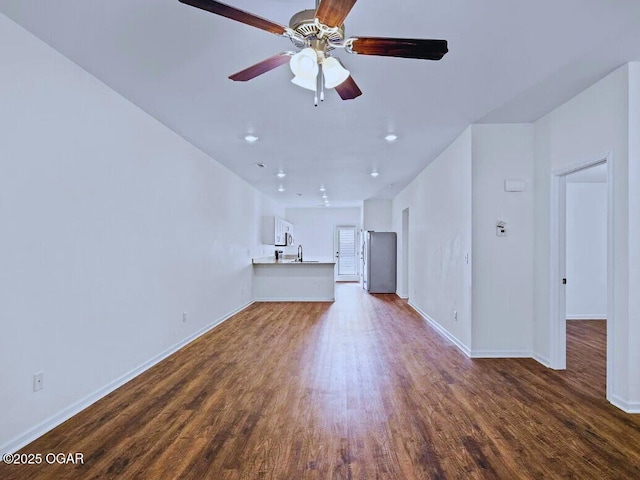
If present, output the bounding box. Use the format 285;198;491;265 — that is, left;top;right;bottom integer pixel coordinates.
470;350;532;359
532;353;552;368
0;300;254;456
610;394;640;414
408;302;471;357
566;315;607;320
254;297;334;302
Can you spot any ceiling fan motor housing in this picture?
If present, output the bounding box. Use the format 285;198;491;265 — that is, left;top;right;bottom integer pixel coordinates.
288;9;344;51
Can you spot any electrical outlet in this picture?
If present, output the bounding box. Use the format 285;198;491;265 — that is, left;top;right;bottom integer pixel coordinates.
182;312;187;323
453;310;458;321
33;372;44;392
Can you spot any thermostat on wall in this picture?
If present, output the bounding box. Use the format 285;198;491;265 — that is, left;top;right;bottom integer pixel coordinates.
504;179;526;192
496;221;507;237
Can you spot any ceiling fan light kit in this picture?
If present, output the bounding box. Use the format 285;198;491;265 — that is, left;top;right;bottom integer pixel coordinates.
322;57;350;89
178;0;448;103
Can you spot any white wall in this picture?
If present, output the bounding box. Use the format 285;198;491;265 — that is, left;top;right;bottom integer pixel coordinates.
362;199;392;232
284;207;362;261
471;125;534;356
392;128;473;352
627;62;640;404
533;63;637;409
565;183;607;319
389;64;640;411
0;16;281;453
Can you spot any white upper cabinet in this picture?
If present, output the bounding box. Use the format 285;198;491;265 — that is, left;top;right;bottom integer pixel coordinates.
261;216;294;246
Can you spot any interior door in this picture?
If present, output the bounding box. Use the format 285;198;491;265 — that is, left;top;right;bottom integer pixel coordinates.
335;226;359;282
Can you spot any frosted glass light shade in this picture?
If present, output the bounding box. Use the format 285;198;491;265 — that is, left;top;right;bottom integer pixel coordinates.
290;47;319;91
291;75;317;91
322;57;350;89
290;48;318;76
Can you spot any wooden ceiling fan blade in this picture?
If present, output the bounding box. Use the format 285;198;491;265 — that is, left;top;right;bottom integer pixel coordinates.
335;75;362;100
349;37;448;60
179;0;287;35
315;0;358;27
229;52;294;81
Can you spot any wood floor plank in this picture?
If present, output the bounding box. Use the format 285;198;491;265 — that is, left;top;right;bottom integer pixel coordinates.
2;286;639;479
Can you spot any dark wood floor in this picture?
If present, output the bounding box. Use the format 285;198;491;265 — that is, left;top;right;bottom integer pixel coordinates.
2;285;639;479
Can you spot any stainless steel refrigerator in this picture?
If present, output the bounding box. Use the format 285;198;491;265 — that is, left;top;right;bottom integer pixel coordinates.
362;231;397;293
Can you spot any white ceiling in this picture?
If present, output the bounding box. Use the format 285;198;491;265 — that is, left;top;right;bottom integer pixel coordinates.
2;1;640;207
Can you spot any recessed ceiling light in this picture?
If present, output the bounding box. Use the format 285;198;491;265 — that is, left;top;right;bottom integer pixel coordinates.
322;193;328;199
277;171;286;178
277;185;285;192
371;171;380;178
385;133;398;142
319;185;326;192
245;134;259;143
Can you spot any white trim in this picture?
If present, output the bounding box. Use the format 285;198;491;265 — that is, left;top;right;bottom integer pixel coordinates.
610;395;640;414
605;155;615;400
533;353;552;368
566;315;607;320
549;153;613;375
551;154;610;176
0;300;254;456
409;302;471;357
401;207;410;299
254;297;334;302
470;350;532;358
548;171;567;369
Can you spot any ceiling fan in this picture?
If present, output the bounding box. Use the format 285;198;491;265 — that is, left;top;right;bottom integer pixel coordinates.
178;0;448;104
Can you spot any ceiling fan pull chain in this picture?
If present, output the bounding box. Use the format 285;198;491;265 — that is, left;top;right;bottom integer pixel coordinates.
319;63;325;102
314;61;321;106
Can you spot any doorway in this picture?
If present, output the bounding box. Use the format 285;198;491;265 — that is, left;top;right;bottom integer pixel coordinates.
549;154;613;398
335;226;359;282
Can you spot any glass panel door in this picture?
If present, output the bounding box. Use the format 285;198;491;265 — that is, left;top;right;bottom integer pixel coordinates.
336;226;359;281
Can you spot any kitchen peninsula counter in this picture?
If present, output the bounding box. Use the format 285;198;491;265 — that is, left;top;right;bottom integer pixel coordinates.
252;257;336;301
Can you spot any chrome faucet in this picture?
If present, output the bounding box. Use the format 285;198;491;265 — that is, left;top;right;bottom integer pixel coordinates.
297;244;303;262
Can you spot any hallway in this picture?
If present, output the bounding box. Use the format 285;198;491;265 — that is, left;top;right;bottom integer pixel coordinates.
2;285;638;479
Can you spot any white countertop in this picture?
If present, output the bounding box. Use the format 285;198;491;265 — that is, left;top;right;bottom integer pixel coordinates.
252;257;336;265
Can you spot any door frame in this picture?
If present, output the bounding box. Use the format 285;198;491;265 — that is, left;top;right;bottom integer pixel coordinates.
548;152;614;398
